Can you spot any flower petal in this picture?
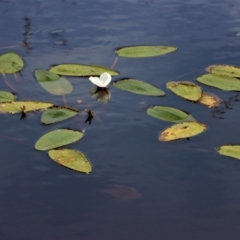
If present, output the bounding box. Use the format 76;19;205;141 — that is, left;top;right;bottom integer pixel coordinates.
99;72;111;87
89;76;99;86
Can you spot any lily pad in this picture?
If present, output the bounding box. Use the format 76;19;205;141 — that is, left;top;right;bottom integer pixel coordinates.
48;149;92;174
147;106;192;122
218;145;240;160
196;73;240;91
35;69;60;82
41;107;79;125
159;121;207;141
199;92;221;108
0;101;53;114
49;64;119;77
35;129;84;151
166;81;202;102
115;45;178;58
0;52;24;74
113;79;165;96
206;64;240;78
0;91;16;102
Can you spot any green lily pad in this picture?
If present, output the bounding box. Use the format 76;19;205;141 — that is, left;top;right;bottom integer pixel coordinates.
35;69;73;95
0;91;16;102
159;121;207;141
196;73;240;91
199;92;221;108
218;145;240;160
49;64;119;77
41;107;79;125
115;45;178;58
147;106;193;122
113;79;165;96
166;81;202;102
0;52;24;74
48;148;92;174
206;64;240;78
35;129;84;151
0;101;54;114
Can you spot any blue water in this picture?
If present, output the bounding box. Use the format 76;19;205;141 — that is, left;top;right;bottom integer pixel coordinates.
1;0;240;239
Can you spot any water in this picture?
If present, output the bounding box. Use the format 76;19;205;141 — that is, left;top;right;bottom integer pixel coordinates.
1;0;240;239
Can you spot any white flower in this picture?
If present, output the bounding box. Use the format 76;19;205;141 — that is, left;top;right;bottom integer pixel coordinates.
89;72;111;88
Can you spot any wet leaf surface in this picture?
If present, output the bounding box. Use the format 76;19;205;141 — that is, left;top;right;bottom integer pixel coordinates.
115;45;178;58
159;121;207;141
113;78;165;96
35;129;84;151
48;148;92;174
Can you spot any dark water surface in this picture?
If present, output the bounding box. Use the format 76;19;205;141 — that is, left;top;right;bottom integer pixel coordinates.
1;0;240;239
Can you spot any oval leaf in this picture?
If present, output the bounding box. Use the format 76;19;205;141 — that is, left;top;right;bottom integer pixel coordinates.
159;121;207;141
206;65;240;78
196;73;240;91
166;81;202;102
147;106;193;122
0;52;24;74
218;145;240;160
115;45;178;58
41;107;79;125
0;91;16;102
0;101;53;114
48;149;92;174
199;92;221;108
35;69;60;82
49;64;119;77
35;129;84;151
113;79;165;96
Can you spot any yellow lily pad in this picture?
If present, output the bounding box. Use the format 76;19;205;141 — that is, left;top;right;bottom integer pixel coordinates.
218;145;240;160
199;92;221;108
48;149;92;174
206;64;240;78
159;121;207;141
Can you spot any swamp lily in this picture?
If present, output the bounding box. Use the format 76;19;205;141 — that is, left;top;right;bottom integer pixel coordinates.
89;72;111;88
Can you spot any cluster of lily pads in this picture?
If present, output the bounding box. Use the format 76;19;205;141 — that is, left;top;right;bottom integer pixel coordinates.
1;45;240;174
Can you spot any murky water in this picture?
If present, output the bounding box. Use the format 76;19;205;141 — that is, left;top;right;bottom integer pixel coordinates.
1;0;240;239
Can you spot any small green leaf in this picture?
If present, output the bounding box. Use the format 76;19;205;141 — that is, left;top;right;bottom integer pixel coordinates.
115;45;178;58
113;79;165;96
166;81;202;102
35;129;84;151
35;69;60;82
48;148;92;174
199;92;221;108
0;101;53;114
159;121;206;141
0;52;24;74
0;91;16;102
206;65;240;78
218;145;240;160
41;107;79;125
49;64;119;77
196;73;240;91
147;106;192;122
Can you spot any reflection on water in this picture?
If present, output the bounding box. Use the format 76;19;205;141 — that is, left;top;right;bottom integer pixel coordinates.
1;0;240;239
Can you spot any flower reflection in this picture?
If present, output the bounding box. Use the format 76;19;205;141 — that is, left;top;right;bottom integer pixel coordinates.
90;87;111;102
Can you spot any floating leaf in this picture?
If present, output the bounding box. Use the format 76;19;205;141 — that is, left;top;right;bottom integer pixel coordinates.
206;65;240;78
0;101;53;114
218;145;240;160
48;149;92;174
41;107;79;125
147;106;193;122
0;52;24;74
0;91;16;102
159;121;206;141
35;129;84;151
199;92;221;108
35;69;60;82
115;45;178;58
49;64;119;77
196;73;240;91
35;69;73;95
113;79;165;96
166;81;202;102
